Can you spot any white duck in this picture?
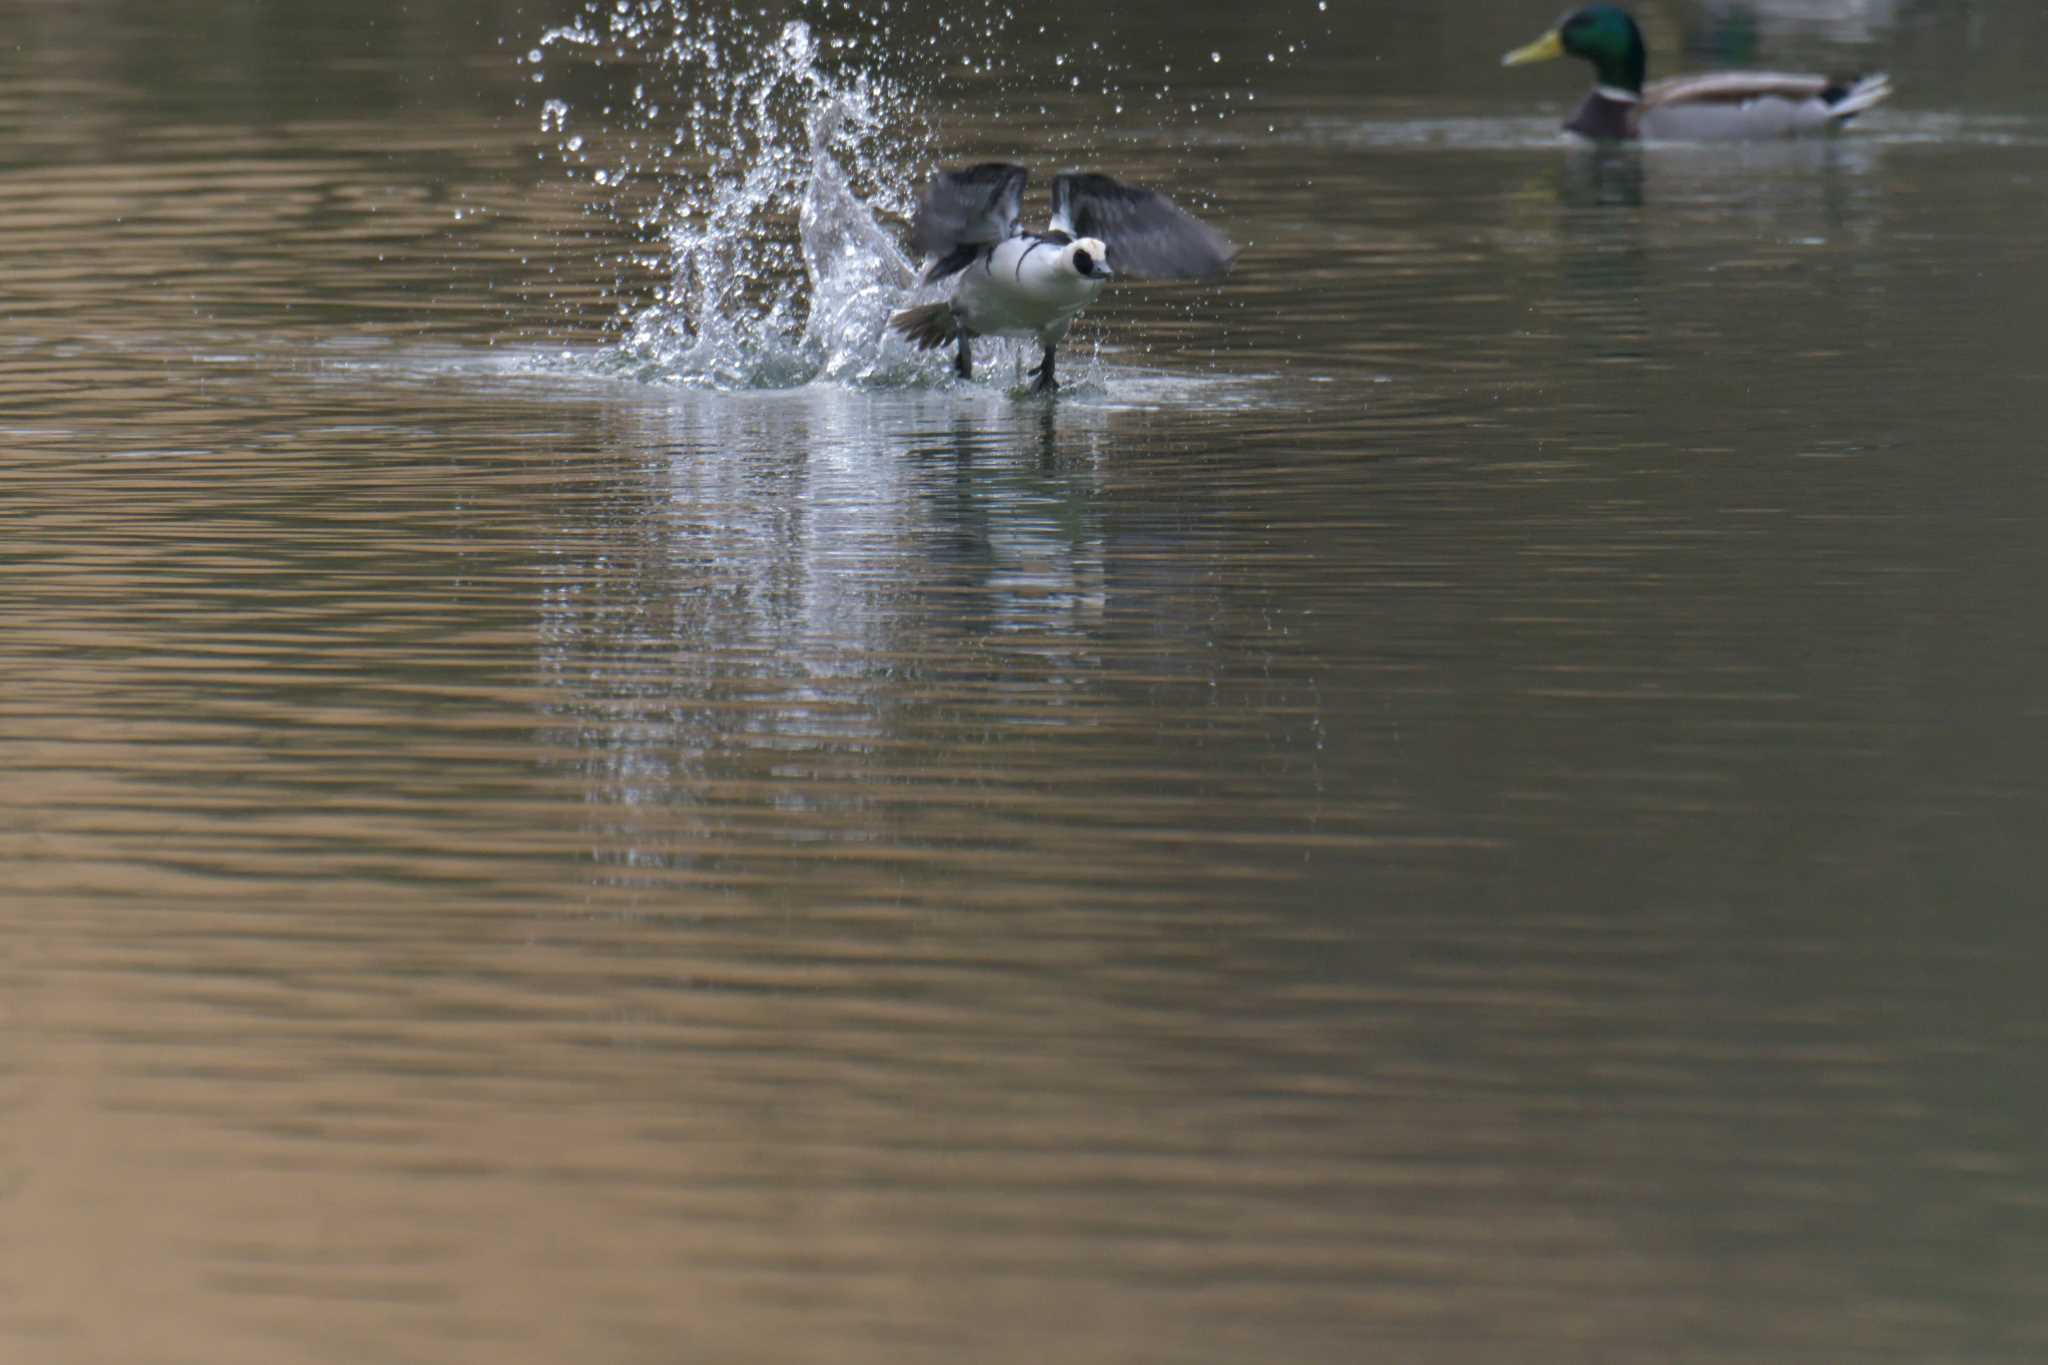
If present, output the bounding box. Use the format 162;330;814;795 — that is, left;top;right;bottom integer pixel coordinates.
889;163;1236;392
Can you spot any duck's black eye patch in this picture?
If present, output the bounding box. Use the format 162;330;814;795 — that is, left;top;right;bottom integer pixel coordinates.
1073;248;1095;276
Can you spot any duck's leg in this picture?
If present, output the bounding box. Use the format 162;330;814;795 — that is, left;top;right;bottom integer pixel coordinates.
1031;345;1058;394
954;333;973;380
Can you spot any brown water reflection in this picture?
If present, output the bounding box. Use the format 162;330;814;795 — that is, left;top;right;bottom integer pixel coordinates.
6;0;2048;1361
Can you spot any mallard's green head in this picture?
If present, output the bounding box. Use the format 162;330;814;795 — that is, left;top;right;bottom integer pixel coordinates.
1502;5;1649;95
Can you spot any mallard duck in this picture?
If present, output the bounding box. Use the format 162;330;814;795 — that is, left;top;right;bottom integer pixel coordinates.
1502;4;1891;140
888;164;1236;392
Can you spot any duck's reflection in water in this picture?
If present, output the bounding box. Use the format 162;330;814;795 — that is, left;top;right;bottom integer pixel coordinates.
528;384;1259;898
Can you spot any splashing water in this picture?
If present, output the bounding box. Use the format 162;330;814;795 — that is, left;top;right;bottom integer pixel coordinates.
538;5;939;389
529;0;1334;391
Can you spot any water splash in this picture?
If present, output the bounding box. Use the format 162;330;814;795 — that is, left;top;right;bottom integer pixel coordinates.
528;0;1320;391
539;4;937;389
796;97;922;385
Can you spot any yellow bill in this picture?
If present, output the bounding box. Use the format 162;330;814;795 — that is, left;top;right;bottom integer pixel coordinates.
1501;29;1565;66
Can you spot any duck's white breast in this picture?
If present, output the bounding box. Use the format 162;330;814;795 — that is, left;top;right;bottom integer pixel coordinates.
952;239;1104;341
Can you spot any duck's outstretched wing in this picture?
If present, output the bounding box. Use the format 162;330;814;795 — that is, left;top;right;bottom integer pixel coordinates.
910;163;1028;283
1049;173;1237;281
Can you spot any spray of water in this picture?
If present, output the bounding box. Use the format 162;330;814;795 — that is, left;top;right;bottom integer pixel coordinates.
526;0;1332;391
531;3;946;389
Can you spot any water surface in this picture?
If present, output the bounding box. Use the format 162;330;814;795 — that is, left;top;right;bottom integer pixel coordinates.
5;1;2048;1361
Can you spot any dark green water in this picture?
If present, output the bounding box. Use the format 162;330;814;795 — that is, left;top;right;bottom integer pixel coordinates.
5;1;2047;1361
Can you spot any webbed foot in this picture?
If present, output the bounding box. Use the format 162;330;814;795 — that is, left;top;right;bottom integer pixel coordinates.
1031;347;1058;394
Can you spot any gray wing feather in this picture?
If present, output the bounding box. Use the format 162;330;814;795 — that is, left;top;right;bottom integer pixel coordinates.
1049;172;1237;281
910;163;1029;258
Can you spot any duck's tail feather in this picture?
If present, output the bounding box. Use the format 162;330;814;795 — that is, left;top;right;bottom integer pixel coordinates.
888;302;960;351
1824;72;1892;122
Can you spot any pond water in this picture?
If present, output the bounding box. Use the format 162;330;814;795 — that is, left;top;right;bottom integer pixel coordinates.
4;1;2047;1361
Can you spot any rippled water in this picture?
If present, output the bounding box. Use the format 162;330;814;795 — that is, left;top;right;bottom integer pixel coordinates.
6;1;2048;1361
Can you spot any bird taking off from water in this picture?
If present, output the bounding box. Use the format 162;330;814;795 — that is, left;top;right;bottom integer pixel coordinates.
888;163;1237;393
